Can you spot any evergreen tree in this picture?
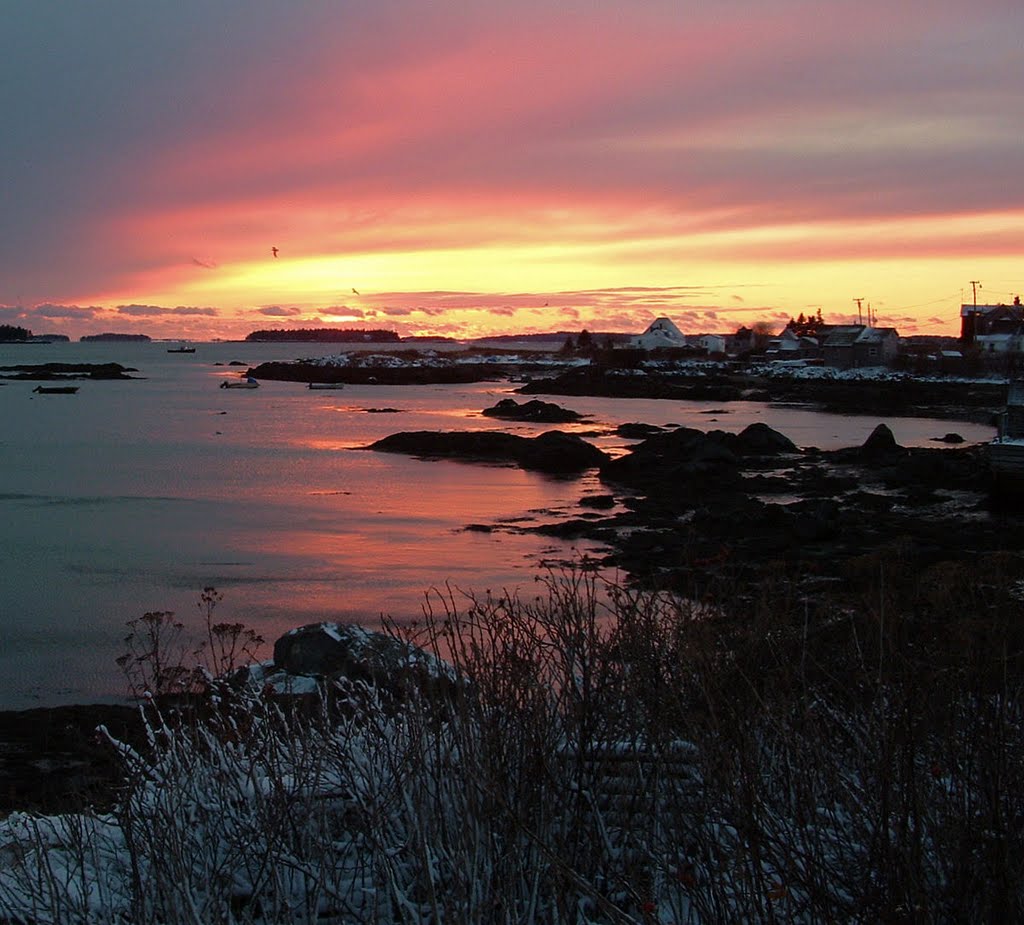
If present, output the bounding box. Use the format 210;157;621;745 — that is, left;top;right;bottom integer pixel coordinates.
0;324;31;341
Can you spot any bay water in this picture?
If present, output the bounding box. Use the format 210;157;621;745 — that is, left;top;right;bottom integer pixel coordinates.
0;341;995;708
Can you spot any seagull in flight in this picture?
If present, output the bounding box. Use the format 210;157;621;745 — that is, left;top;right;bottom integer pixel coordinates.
271;246;279;258
351;288;359;295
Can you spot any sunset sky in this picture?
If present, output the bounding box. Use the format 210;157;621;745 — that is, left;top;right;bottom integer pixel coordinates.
3;1;1022;341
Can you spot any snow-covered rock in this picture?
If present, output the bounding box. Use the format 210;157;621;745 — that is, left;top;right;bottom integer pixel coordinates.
271;622;457;697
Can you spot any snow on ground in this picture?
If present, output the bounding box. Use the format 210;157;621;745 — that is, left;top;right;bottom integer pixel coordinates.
299;348;1011;387
303;350;590;369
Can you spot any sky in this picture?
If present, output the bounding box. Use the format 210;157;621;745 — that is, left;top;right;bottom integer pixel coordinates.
2;0;1023;341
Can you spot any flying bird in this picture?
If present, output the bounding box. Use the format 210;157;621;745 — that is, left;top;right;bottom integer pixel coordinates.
271;247;279;258
351;288;359;295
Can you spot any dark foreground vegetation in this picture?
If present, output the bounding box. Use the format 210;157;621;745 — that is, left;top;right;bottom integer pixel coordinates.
0;564;1021;923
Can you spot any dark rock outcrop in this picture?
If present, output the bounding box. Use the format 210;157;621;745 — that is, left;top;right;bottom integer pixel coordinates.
579;494;616;509
268;623;458;705
518;365;1004;424
617;422;669;439
0;363;139;381
518;366;745;402
599;424;796;500
861;422;902;457
249;360;500;386
369;430;609;474
729;422;800;456
601;428;742;497
525;432;608;473
274;623;444;680
481;398;584;423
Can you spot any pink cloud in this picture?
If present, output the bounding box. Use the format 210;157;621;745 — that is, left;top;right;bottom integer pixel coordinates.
4;0;1021;339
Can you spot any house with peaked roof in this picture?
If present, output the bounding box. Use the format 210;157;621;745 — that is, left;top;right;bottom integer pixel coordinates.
821;325;899;370
961;303;1024;346
631;317;687;350
695;333;727;356
765;328;819;362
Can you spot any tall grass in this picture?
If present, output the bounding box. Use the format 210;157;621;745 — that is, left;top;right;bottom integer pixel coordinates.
0;563;1021;923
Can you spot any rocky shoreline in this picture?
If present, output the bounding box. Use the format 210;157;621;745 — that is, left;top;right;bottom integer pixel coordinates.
549;421;1017;600
515;364;1006;424
367;412;1019;608
247;351;1007;423
2;367;1017;816
0;362;140;382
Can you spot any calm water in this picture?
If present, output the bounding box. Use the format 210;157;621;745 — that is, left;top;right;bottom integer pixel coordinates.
0;342;996;708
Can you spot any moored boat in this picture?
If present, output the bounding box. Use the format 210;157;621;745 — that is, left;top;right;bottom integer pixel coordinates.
32;385;79;394
167;344;195;353
307;382;345;390
220;376;259;389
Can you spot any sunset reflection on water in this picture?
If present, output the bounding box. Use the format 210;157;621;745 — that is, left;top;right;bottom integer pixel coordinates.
0;341;999;707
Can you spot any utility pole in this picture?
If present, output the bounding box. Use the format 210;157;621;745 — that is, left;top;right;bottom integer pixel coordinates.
970;280;982;306
854;297;864;324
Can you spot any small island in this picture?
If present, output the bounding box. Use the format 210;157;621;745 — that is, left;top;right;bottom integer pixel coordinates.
80;333;152;342
245;327;400;343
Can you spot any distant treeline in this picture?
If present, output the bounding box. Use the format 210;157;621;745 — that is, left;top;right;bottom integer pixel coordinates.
245;328;400;343
0;324;31;342
80;333;152;342
475;331;633;345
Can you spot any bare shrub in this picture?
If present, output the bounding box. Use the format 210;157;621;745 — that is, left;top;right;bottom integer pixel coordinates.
1;566;1022;923
114;587;264;701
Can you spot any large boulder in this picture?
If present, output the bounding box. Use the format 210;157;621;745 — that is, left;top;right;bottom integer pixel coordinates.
520;431;608;473
729;422;799;456
482;398;583;423
369;430;525;462
616;422;668;439
861;422;901;457
600;427;741;493
272;623;456;699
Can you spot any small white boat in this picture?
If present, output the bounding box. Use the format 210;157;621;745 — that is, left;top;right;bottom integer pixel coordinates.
307;382;345;390
220;376;259;389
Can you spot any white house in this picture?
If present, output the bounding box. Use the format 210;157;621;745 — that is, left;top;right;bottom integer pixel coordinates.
696;333;727;355
975;332;1023;355
631;317;687;350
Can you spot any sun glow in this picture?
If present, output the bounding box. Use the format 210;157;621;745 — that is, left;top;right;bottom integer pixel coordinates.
7;1;1024;342
73;198;1024;342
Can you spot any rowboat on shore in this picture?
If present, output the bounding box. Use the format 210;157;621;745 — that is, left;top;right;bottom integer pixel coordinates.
32;385;79;394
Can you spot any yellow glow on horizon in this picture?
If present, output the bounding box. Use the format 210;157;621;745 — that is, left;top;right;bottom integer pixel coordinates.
75;204;1024;341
